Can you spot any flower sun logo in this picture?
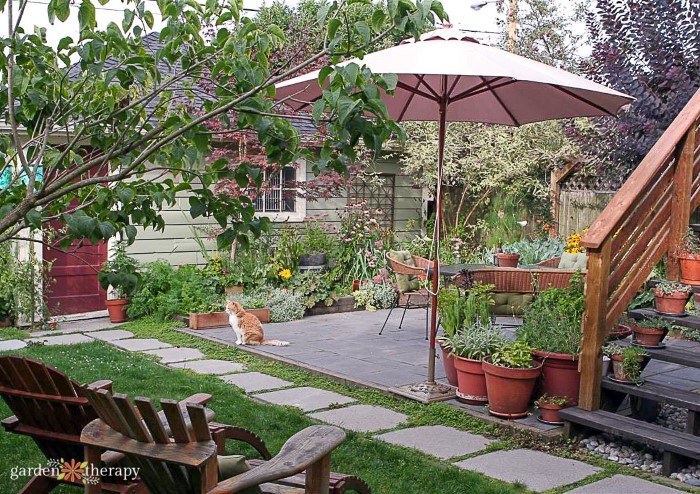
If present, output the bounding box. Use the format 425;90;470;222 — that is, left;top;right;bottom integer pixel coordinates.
57;458;88;484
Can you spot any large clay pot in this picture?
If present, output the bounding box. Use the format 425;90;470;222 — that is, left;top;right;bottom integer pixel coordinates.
454;356;488;405
482;358;542;419
496;253;520;268
105;299;128;323
633;325;665;347
532;350;580;406
439;343;458;387
654;289;689;314
679;253;700;285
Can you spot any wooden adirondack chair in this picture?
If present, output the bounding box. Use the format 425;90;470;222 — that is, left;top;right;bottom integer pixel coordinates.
81;386;347;494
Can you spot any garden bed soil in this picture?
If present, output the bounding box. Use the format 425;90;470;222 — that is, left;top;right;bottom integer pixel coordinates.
187;308;270;329
306;295;361;316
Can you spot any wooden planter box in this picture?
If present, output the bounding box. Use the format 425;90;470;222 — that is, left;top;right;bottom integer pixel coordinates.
188;308;270;330
306;296;359;316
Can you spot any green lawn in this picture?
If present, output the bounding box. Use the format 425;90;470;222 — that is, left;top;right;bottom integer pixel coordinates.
0;340;529;494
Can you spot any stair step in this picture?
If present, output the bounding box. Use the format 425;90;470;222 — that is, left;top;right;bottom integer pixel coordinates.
619;340;700;369
629;308;700;329
560;408;700;466
601;377;700;412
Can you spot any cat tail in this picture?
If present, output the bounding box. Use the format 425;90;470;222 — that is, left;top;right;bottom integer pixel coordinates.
261;339;290;347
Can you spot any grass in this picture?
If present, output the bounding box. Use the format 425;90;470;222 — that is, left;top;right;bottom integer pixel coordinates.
0;341;528;494
0;326;30;340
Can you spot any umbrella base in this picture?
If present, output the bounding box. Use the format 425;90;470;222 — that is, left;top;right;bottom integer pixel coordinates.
392;381;456;403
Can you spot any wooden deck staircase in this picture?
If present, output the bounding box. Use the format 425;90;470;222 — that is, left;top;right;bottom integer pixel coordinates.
559;88;700;475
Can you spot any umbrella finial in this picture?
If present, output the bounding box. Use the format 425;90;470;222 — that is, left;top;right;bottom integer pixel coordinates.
441;22;453;29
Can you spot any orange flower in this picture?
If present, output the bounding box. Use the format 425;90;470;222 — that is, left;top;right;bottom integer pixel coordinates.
536;219;542;224
58;459;87;483
543;224;551;231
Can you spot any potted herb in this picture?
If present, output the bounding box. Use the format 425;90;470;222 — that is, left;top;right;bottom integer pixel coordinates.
98;241;140;323
482;341;543;419
299;218;332;268
516;274;584;405
436;287;462;386
678;228;700;285
653;281;691;315
496;244;520;268
450;319;506;405
604;343;648;384
607;314;634;341
535;394;568;425
632;317;670;347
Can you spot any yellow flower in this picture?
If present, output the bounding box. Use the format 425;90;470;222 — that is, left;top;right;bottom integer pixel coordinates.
278;269;292;280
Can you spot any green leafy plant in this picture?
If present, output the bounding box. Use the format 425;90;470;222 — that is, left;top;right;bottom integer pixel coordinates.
227;293;266;309
654;281;692;295
489;341;535;369
98;241;141;299
265;288;306;323
535;394;568;407
352;282;397;311
301;216;335;255
446;319;506;361
620;346;648;383
628;287;655;310
501;237;566;265
602;342;624;358
288;271;341;309
680;228;700;254
634;317;672;330
270;226;303;274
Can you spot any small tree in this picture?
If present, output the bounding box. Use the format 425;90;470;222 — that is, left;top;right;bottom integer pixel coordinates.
0;0;445;250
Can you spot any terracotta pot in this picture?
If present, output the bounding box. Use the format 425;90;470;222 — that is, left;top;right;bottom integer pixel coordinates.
679;253;700;285
351;280;360;292
225;285;244;296
482;358;542;419
439;343;458;387
454;356;488;405
532;350;580;406
611;353;644;382
496;253;520;268
654;289;689;314
105;299;128;323
538;403;564;424
0;318;12;328
633;325;665;347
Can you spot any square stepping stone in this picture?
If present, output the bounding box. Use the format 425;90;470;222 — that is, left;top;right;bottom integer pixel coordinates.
375;425;492;459
565;475;686;493
26;334;93;346
253;386;355;412
309;405;407;432
454;449;601;492
111;338;172;352
143;347;204;364
0;340;27;351
85;330;134;341
220;372;293;393
169;359;245;375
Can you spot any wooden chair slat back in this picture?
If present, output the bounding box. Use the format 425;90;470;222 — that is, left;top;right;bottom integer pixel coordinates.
85;387;132;436
161;399;193;443
186;404;212;442
134;397;170;444
113;393;153;443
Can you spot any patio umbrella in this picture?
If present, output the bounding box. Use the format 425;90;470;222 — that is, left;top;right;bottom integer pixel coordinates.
275;27;633;401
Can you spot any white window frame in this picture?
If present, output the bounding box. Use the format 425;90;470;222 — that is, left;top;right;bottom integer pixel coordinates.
254;159;306;223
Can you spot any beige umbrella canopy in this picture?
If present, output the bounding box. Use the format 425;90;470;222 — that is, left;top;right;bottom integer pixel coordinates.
276;27;633;400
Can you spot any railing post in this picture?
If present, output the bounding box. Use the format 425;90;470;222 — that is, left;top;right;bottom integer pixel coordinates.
667;124;696;280
578;237;612;411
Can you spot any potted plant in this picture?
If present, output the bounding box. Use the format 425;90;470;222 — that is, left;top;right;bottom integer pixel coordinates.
516;274;584;405
604;343;648;384
450;319;506;404
436;287;463;386
678;228;700;285
654;281;691;315
98;241;140;323
299;218;332;269
632;317;670;347
482;341;543;419
607;314;634;341
496;245;520;268
535;394;568;425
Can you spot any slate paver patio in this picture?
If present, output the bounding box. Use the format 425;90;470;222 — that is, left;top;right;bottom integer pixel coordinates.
308;404;407;432
220;372;293;393
85;330;134;341
111;338;172;352
374;425;493;459
564;475;686;493
142;347;204;364
168;359;245;375
454;449;601;492
26;334;94;346
253;386;355;412
0;340;27;351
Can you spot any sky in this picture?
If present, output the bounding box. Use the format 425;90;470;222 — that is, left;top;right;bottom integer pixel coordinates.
1;0;588;48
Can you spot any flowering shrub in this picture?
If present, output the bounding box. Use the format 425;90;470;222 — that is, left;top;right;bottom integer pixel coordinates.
353;282;397;311
565;229;588;254
337;201;389;283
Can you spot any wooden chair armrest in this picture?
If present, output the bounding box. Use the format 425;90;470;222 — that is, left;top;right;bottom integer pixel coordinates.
210;425;346;494
210;423;272;460
101;451;126;466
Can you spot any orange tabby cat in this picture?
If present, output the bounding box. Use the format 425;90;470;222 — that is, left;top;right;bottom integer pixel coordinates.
225;300;289;346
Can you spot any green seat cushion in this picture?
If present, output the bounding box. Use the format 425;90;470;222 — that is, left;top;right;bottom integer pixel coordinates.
389;250;421;293
217;455;262;494
490;293;534;316
557;252;588;270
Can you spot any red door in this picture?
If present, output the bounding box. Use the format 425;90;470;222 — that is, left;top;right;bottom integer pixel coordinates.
44;238;108;315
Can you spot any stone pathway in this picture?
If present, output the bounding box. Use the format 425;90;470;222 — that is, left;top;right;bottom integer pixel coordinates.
0;317;691;493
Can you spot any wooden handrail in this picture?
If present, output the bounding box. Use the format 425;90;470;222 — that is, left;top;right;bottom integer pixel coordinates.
582;88;700;249
578;87;700;411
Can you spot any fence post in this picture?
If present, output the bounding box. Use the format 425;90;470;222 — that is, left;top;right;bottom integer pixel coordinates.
578;237;611;411
667;125;696;280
